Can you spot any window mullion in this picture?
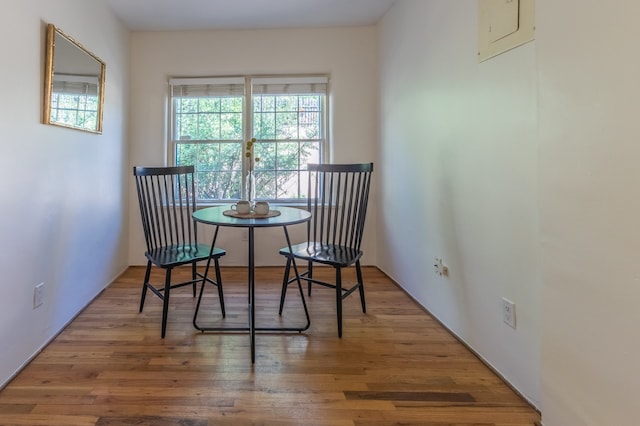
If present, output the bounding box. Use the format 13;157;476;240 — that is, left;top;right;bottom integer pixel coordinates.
243;77;253;199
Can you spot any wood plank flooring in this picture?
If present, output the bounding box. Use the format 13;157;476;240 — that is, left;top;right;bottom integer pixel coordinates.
0;266;541;425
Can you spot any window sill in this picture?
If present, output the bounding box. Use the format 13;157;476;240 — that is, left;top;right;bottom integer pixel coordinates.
196;201;308;209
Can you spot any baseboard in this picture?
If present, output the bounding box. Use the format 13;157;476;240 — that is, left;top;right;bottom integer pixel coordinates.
374;266;541;415
0;266;129;391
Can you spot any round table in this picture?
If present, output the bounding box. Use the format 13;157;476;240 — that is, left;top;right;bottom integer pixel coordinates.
192;205;311;363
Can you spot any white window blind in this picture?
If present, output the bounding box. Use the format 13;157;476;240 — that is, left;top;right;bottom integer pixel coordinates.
169;77;245;97
252;76;328;95
52;75;99;95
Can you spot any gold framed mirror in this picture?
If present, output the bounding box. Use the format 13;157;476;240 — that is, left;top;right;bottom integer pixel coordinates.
43;24;105;133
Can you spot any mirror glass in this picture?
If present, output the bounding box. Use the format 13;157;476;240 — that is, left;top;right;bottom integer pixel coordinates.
43;24;105;133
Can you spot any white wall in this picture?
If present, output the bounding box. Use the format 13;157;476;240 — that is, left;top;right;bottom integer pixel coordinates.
378;0;541;406
537;1;640;424
3;1;636;422
0;0;130;387
128;27;378;267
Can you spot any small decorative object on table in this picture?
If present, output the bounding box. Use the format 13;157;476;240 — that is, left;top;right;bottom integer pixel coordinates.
231;200;251;215
245;138;260;204
245;170;256;204
254;201;270;215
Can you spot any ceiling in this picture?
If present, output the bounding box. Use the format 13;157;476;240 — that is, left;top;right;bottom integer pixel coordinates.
104;0;397;32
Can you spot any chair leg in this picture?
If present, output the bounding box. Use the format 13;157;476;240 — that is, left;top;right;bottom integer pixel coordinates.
336;267;343;338
356;260;366;313
307;260;314;296
214;257;225;317
191;262;197;297
279;257;292;315
140;261;152;312
161;268;172;338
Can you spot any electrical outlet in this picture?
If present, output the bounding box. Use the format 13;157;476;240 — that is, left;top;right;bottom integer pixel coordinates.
433;257;449;277
433;257;442;274
502;298;516;329
34;282;45;308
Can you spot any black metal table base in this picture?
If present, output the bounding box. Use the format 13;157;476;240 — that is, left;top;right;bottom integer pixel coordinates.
193;226;310;363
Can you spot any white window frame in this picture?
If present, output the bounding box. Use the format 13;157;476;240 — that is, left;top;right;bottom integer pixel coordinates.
168;75;329;204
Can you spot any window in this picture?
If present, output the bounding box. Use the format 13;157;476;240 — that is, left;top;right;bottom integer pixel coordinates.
170;76;328;203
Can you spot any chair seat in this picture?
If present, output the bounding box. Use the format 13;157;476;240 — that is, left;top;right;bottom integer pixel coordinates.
146;244;226;268
280;242;363;267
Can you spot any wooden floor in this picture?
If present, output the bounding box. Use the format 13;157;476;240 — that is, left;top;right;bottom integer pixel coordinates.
0;266;540;426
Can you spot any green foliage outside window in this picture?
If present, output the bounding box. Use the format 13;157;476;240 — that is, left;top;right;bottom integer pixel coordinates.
173;91;324;202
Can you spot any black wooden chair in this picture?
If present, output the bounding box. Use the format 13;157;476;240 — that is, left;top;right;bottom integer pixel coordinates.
278;163;374;337
133;166;226;338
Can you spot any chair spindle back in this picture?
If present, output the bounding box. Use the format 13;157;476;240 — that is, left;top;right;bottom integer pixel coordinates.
307;163;373;251
134;166;198;253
